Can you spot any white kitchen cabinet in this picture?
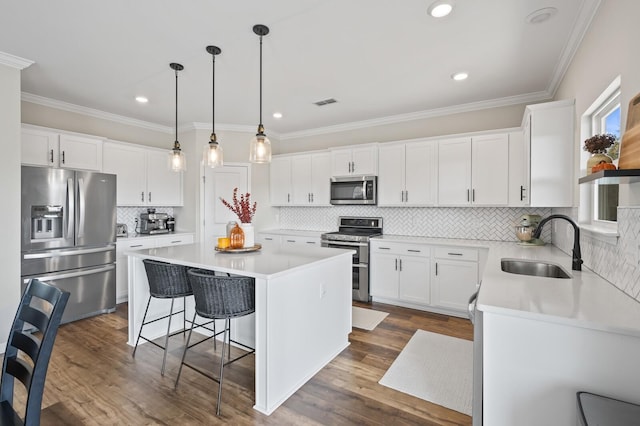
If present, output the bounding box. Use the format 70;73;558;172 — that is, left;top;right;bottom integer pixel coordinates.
271;153;330;206
21;125;103;171
103;141;183;206
513;99;575;207
291;152;331;205
256;233;281;247
370;241;430;305
269;156;292;205
437;134;509;206
115;233;194;302
378;140;437;206
330;144;378;176
508;130;527;206
431;247;479;312
281;235;321;246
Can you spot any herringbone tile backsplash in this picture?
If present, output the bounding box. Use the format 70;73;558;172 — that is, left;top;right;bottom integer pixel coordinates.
279;206;552;242
553;206;640;302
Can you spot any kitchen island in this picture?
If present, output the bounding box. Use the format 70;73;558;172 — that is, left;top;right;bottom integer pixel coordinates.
125;242;353;415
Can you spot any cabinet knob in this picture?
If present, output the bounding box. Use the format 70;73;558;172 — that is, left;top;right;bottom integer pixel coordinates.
61;151;66;164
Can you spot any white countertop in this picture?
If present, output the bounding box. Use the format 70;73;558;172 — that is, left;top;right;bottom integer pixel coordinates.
376;234;640;337
125;242;353;280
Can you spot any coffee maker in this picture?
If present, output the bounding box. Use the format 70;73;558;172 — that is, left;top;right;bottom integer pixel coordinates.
139;209;169;234
515;214;544;246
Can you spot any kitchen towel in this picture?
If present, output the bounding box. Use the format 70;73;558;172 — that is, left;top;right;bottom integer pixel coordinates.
379;329;473;416
352;306;388;330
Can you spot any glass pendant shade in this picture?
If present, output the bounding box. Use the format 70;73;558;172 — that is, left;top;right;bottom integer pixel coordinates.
169;146;186;172
249;132;271;163
203;138;223;167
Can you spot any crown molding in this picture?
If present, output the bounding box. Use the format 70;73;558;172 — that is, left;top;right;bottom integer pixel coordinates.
21;92;173;133
0;52;34;70
280;91;551;140
546;0;601;98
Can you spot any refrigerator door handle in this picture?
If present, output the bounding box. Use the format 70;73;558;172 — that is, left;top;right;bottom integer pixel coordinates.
23;263;115;284
23;245;115;260
67;178;74;239
77;177;86;238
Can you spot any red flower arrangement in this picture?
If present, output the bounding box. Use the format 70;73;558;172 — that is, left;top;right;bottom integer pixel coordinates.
220;188;257;223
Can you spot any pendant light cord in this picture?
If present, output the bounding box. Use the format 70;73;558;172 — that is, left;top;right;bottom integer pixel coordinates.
212;53;215;135
259;33;263;128
175;68;179;146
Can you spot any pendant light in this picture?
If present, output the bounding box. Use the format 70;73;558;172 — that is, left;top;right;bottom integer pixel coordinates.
168;62;186;172
249;24;272;164
203;45;223;168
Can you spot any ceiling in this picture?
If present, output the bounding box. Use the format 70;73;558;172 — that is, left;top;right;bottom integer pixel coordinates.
0;0;598;137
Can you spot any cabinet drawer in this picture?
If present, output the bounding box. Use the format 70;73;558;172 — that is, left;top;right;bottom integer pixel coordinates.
434;247;478;261
371;241;429;257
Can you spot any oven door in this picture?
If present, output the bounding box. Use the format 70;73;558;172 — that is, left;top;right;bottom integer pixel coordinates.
321;240;370;301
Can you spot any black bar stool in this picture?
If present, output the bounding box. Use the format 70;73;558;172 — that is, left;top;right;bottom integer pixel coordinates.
132;259;194;376
175;269;255;416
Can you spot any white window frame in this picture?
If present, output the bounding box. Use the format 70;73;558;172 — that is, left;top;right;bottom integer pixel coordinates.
578;76;620;243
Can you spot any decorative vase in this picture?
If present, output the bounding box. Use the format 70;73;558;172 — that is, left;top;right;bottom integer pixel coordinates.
229;223;244;249
586;153;613;175
240;223;255;248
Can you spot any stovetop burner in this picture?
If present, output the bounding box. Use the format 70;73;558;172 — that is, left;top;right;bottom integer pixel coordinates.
321;216;383;242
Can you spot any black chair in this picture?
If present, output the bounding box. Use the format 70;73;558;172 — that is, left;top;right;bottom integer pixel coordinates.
175;269;255;416
577;391;640;425
1;278;69;426
132;259;194;376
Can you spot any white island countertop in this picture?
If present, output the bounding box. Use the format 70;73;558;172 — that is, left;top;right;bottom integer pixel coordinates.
373;235;640;337
125;242;353;280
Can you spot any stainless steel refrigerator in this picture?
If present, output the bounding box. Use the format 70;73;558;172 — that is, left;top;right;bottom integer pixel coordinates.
21;165;117;324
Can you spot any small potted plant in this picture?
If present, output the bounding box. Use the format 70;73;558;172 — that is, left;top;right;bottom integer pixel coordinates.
220;188;257;248
583;133;617;174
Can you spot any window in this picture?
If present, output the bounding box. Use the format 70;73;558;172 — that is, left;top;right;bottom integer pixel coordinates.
579;76;621;234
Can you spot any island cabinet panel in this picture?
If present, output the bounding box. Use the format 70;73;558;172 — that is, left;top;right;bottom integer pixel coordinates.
103;141;183;206
378;140;437;206
21;124;103;171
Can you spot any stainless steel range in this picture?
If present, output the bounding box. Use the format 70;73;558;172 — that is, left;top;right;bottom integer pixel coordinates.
321;217;383;302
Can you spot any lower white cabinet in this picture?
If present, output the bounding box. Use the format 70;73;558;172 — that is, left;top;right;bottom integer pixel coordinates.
115;233;194;303
257;232;321;248
281;236;321;247
370;239;479;317
431;247;479;312
370;241;430;305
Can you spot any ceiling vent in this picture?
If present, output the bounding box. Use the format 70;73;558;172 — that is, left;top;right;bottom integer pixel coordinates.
314;98;338;106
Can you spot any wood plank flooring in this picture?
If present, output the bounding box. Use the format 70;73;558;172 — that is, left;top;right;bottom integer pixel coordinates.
10;301;473;425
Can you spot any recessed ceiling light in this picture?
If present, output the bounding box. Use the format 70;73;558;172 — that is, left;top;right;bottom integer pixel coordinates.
273;112;283;119
135;96;148;103
428;1;453;18
451;72;468;81
526;7;558;24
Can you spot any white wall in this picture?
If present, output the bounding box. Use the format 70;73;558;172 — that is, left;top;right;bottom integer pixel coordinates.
552;0;640;300
0;63;23;352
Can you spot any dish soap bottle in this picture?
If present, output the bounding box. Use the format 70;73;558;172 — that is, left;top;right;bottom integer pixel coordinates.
229;223;245;249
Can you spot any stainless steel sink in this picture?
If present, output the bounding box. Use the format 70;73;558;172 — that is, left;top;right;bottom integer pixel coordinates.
501;259;571;279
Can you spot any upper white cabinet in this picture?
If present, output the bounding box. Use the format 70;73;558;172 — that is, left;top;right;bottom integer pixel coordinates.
514;100;575;207
103;141;183;206
437;134;509;206
330;144;378;176
21;125;103;171
378;140;437;206
270;153;331;206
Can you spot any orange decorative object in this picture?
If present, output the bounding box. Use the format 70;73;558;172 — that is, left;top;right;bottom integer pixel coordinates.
591;161;617;173
217;237;230;249
229;223;245;249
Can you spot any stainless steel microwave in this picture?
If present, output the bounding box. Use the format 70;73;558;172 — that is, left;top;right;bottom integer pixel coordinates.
330;176;377;205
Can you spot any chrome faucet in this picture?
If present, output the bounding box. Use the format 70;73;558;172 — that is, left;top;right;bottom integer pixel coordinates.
532;214;583;271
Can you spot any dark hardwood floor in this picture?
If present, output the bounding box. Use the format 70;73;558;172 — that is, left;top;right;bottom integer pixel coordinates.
11;301;473;425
